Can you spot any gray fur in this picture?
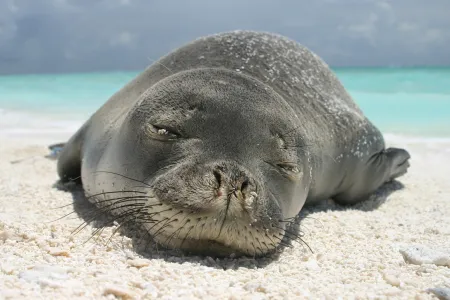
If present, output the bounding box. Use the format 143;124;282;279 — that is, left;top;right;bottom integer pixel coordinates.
57;31;410;256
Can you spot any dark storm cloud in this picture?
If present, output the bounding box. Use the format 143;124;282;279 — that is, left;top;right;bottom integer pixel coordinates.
0;0;449;74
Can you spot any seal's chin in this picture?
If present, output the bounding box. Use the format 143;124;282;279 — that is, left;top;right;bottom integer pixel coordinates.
149;230;279;258
159;237;247;257
142;195;284;257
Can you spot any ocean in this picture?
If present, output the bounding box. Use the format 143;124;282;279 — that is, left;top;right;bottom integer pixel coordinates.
0;68;449;139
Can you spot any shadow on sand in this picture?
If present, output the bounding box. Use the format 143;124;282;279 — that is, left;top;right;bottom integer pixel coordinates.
53;179;405;270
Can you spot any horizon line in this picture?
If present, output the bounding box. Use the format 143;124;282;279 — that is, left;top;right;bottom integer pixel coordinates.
1;65;450;77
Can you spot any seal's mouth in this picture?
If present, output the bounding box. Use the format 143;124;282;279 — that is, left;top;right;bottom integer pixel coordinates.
160;238;247;257
140;193;285;257
87;186;287;257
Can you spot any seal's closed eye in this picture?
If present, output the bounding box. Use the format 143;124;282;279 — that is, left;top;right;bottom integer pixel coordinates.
277;163;300;174
145;124;181;141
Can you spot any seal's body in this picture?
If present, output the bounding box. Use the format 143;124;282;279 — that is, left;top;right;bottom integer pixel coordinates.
57;31;410;256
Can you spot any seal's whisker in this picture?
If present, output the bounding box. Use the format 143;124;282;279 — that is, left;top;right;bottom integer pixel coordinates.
85;200;147;216
157;211;192;245
260;240;270;253
59;175;81;182
83;206;147;246
179;225;195;249
271;236;290;248
217;194;232;239
90;196;149;210
46;210;78;223
274;226;313;253
163;222;186;247
299;215;325;229
86;190;147;200
138;207;173;223
146;214;175;237
93;171;151;187
101;199;146;210
83;226;108;245
135;225;155;252
296;238;313;253
274;225;302;240
155;211;189;245
297;223;312;236
270;234;294;249
50;203;77;209
250;242;258;258
264;232;278;248
264;188;312;251
107;204;146;217
104;209;147;245
71;213;106;236
50;193;147;225
70;199;147;236
150;222;174;244
197;222;206;239
151;212;183;237
129;185;154;190
254;236;265;254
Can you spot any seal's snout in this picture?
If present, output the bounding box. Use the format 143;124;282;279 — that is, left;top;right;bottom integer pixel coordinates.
151;160;259;216
211;163;257;210
144;160;284;257
213;164;253;194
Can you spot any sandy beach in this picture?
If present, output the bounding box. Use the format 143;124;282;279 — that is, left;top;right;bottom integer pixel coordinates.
1;133;449;299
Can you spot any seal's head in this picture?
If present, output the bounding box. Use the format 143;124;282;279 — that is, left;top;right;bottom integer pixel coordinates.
91;68;311;256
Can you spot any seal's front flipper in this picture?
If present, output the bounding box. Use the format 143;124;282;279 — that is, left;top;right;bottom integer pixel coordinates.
49;143;66;151
333;147;411;205
57;123;89;184
45;143;66;160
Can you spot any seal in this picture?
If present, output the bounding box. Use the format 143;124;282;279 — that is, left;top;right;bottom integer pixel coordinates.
57;30;410;257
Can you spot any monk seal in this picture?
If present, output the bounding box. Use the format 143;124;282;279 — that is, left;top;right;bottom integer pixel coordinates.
57;30;410;257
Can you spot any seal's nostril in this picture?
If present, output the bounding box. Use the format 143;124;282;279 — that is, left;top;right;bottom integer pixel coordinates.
213;170;222;186
240;179;249;192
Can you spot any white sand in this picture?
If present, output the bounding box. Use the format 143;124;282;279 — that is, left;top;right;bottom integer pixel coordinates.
1;133;449;299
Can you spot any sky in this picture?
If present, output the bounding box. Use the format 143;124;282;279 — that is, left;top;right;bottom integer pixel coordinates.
0;0;449;74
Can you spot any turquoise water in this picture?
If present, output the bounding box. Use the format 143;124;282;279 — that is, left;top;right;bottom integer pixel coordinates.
335;68;450;136
0;68;449;137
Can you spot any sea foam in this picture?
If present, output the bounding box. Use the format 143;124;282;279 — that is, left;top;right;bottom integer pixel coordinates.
0;108;83;138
